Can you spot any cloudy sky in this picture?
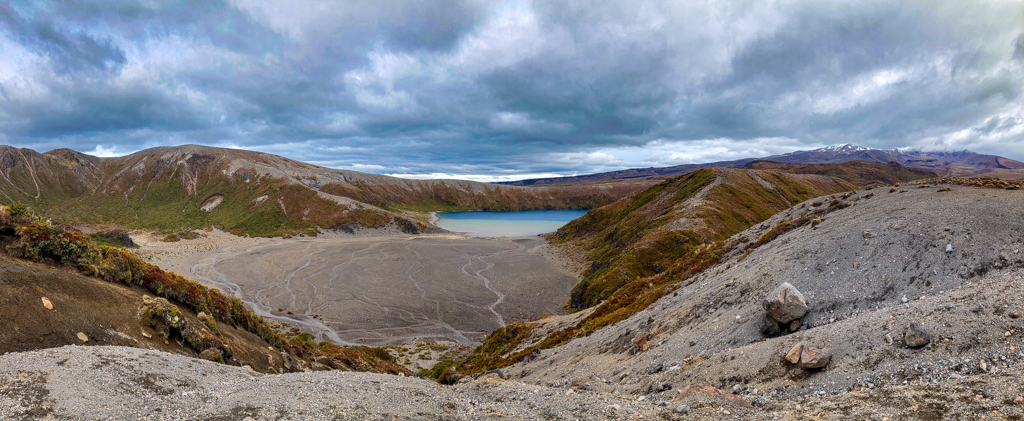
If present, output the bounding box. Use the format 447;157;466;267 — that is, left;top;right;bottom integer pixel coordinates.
0;0;1020;181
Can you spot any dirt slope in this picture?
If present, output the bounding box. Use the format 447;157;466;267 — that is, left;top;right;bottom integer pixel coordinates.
497;182;1024;419
0;252;289;373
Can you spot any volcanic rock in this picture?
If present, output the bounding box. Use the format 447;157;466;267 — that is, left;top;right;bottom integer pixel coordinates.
799;347;832;369
764;282;808;324
785;343;803;364
904;323;931;348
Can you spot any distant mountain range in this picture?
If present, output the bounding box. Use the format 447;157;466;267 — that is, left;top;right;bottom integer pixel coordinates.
501;144;1024;186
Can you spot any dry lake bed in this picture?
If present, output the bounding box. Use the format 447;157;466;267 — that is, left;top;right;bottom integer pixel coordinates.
137;231;579;346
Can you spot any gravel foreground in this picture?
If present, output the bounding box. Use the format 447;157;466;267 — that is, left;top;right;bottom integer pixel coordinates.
0;345;674;420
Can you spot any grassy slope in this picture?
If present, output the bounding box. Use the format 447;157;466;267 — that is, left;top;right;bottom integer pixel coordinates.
457;162;934;374
0;146;646;236
743;160;936;187
0;148;421;237
319;179;647;213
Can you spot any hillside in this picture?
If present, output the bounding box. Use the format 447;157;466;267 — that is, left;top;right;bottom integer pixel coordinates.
502;144;1024;185
0;145;646;236
491;179;1024;419
0;206;409;376
452;162;933;377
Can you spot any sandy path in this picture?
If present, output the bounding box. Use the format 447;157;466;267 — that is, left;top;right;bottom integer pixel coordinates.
138;231;578;346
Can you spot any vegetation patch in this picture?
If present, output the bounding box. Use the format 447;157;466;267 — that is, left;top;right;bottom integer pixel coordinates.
0;206;410;375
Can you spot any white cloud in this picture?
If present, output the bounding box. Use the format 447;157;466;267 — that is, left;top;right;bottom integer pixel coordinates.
384;172;566;183
86;144;137;157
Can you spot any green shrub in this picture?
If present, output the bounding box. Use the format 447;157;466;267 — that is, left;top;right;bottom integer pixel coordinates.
419;359;460;385
6;202;31;217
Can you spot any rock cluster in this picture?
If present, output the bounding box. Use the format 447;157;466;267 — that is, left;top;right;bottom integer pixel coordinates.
785;343;832;369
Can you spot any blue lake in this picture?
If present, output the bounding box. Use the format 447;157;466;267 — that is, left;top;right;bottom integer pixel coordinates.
435;209;588;237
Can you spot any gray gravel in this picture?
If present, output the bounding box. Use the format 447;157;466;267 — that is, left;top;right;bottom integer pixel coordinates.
0;345;672;420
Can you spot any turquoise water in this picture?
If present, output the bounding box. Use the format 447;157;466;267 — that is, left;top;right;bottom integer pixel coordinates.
435;209;588;237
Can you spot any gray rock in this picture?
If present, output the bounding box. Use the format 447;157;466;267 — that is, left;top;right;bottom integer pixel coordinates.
675;404;690;414
759;314;781;336
764;282;809;324
788;319;802;332
904;323;931;348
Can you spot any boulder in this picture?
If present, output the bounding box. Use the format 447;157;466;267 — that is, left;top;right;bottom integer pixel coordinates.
764;282;809;324
799;347;831;369
904;323;931;348
784;342;831;369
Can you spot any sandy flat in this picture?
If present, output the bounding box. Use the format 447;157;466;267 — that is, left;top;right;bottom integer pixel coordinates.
136;230;579;346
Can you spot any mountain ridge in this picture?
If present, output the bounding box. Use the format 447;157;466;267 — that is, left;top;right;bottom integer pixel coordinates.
0;144;648;236
501;144;1024;186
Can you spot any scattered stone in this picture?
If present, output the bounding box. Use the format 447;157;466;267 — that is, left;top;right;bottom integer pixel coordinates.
200;348;223;363
675;404;690;414
1012;311;1021;319
799;347;831;369
788;319;802;332
904;323;931;349
862;229;875;239
732;384;742;394
675;383;752;408
764;282;809;324
946;244;953;253
1014;396;1023;405
944;227;950;231
483;369;505;380
884;334;893;344
41;297;53;310
141;331;152;339
786;343;803;364
76;332;89;343
632;332;650;352
979;361;988;372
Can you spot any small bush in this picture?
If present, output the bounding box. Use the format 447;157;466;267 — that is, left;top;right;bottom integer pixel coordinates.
6;202;31;218
419;359;460;385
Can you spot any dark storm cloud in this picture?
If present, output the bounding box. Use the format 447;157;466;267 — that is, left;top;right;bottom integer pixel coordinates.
0;0;1019;180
